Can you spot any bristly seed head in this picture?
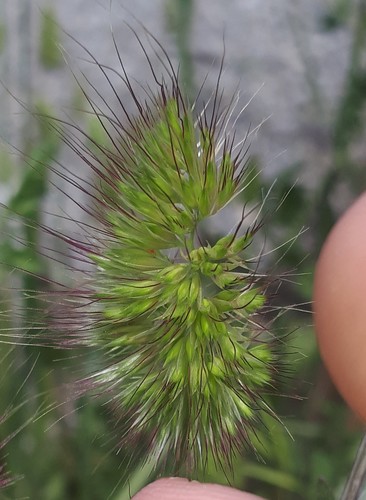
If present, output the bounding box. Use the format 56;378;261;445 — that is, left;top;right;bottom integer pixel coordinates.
10;26;284;478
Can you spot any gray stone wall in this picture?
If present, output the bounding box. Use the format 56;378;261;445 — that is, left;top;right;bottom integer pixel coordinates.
0;0;357;197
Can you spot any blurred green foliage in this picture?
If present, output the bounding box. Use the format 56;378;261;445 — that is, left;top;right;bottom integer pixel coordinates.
164;0;194;99
321;0;351;30
39;7;63;69
0;24;5;55
0;1;366;499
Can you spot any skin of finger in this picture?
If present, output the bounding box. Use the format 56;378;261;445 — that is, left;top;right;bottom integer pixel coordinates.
313;192;366;421
132;478;266;500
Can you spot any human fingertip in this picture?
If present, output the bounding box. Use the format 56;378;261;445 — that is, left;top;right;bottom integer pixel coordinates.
132;477;266;500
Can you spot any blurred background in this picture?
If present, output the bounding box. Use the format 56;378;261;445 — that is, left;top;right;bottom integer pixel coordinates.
0;0;366;498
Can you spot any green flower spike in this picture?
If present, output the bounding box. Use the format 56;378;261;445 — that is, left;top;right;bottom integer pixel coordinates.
19;29;283;478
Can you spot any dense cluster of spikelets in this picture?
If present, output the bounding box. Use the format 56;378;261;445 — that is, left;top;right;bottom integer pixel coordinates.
5;29;282;477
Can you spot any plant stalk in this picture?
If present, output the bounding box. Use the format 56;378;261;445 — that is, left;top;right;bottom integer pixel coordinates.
341;434;366;500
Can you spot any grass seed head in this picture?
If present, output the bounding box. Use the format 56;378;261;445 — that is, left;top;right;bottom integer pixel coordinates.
4;25;286;479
